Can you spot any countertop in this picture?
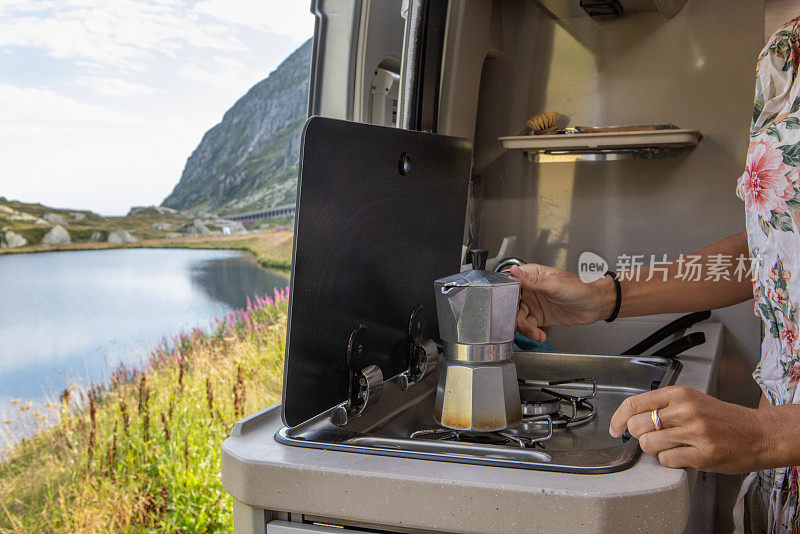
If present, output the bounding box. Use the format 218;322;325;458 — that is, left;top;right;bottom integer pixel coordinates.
222;321;723;534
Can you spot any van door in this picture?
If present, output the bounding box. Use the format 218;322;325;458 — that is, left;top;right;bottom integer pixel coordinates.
309;0;406;127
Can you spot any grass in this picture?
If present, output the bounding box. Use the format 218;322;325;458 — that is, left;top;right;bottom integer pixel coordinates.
0;289;290;532
164;231;294;272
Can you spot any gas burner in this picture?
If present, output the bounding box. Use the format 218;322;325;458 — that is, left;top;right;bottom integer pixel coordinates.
409;416;554;449
519;388;562;416
408;378;597;449
517;378;597;428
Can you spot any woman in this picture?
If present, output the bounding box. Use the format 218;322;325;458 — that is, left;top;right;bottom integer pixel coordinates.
509;18;800;533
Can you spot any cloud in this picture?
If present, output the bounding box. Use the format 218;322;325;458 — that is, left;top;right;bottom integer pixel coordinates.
0;83;140;133
194;0;312;42
0;99;195;214
0;0;246;71
176;55;248;86
75;76;157;97
0;1;315;214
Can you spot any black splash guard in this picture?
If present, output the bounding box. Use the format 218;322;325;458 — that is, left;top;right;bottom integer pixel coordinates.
282;117;472;426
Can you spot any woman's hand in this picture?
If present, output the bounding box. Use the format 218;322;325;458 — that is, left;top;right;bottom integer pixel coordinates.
609;386;770;474
508;264;614;342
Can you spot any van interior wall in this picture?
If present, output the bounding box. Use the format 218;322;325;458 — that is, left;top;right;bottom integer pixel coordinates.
456;0;764;531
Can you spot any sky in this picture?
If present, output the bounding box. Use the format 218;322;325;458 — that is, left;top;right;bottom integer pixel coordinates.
0;0;314;215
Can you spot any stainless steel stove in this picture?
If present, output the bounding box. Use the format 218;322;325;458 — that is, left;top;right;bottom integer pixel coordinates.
223;119;719;533
276;117;690;476
276;350;681;474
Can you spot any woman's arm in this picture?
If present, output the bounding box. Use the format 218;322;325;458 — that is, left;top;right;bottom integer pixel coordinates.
510;232;753;342
611;231;753;318
761;403;800;469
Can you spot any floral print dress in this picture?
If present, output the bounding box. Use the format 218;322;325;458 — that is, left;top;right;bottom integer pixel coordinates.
736;17;800;533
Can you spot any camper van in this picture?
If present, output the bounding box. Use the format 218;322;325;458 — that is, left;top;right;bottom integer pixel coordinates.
221;2;783;532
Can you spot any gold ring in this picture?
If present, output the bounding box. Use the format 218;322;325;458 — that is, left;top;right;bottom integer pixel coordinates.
651;409;662;431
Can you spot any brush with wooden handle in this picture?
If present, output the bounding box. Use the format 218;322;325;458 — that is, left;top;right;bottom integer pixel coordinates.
527;112;560;135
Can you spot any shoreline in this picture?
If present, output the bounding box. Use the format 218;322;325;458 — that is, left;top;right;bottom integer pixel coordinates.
0;289;290;530
0;231;293;272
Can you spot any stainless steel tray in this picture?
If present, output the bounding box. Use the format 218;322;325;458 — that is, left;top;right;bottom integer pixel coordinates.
275;351;681;474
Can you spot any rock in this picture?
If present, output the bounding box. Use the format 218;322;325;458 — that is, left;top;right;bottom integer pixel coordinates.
1;231;28;248
8;214;48;225
193;220;210;234
70;212;87;222
213;218;245;232
164;232;183;239
128;205;180;216
151;222;172;231
160;39;311;214
107;230;138;244
180;219;209;235
127;206;148;216
43;213;68;225
1;205;48;224
88;231;104;243
41;225;71;245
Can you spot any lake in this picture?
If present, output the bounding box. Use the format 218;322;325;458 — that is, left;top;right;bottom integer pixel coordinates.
0;248;288;419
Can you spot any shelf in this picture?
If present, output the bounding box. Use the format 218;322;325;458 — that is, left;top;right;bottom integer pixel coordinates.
534;0;688;20
499;129;701;151
498;129;701;162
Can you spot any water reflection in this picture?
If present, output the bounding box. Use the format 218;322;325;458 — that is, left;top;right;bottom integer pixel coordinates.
190;254;289;309
0;248;288;409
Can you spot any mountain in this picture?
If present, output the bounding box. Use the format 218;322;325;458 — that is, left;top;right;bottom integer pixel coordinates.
161;39;312;215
